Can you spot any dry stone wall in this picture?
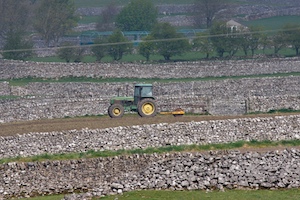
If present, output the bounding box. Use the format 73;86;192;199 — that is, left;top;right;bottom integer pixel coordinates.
0;96;208;123
0;115;300;199
1;149;299;199
0;31;299;200
155;76;300;98
0;115;299;159
248;96;300;113
0;82;9;96
6;76;300;99
0;97;108;123
1;58;300;80
0;75;299;122
0;77;289;98
0;57;299;120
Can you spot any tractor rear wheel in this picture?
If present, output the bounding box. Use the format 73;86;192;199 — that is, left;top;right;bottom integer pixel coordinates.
108;104;124;118
138;98;157;117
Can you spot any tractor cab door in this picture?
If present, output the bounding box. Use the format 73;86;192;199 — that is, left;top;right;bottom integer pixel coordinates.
134;84;153;105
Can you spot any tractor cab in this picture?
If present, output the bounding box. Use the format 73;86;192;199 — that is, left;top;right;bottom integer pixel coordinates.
108;83;157;118
134;84;154;104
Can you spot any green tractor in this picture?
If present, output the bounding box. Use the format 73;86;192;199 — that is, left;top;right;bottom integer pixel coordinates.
108;83;157;118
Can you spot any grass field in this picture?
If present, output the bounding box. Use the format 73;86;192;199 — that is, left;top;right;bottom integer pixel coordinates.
2;72;300;88
77;15;300;33
242;15;300;31
74;0;197;7
18;189;300;200
100;189;300;200
79;16;99;24
2;139;300;164
74;0;244;8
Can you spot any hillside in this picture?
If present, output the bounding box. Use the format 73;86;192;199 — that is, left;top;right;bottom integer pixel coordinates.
74;0;300;31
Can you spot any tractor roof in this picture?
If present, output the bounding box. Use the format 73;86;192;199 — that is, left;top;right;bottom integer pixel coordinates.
135;83;152;87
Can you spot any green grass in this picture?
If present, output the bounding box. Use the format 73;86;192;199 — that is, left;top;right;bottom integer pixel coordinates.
29;45;300;63
268;108;298;113
99;189;300;200
78;16;99;24
74;0;198;7
0;95;20;100
17;188;300;200
73;0;248;8
242;15;300;31
248;108;300;115
1;72;300;87
1;140;300;165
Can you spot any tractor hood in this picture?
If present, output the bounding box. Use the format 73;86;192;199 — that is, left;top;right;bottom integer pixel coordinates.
110;96;134;104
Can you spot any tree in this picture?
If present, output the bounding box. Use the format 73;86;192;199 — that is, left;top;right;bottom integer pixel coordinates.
226;31;240;57
260;33;270;54
209;22;243;57
236;26;265;57
272;31;286;55
248;26;265;56
2;32;34;60
193;31;214;58
115;0;158;31
107;30;132;61
0;0;31;39
0;0;34;60
57;42;85;62
91;37;108;62
238;29;251;56
150;23;191;61
57;42;75;62
34;0;78;46
96;1;119;31
209;22;230;57
194;0;229;28
139;35;155;61
281;24;300;56
73;47;85;62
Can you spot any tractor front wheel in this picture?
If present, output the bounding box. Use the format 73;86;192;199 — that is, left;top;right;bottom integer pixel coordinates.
138;98;157;117
108;104;124;118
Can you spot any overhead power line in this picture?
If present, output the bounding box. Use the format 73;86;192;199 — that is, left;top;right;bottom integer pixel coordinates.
0;27;299;54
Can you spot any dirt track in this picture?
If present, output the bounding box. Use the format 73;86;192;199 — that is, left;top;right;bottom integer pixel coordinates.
1;113;300;137
1;113;300;154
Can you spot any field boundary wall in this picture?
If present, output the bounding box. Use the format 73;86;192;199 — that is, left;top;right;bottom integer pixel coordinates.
1;149;299;199
1;115;299;159
0;114;299;198
0;58;300;80
0;75;300;122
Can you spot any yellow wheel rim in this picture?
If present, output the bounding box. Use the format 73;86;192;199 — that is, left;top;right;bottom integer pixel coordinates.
142;102;155;115
113;108;121;116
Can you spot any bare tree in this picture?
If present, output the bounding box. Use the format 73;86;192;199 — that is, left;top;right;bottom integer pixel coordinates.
96;1;119;31
33;0;78;47
0;0;31;39
194;0;229;28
